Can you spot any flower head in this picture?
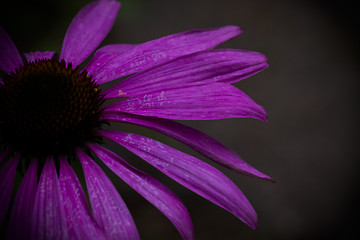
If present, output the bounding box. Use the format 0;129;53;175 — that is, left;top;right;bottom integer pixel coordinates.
0;0;272;239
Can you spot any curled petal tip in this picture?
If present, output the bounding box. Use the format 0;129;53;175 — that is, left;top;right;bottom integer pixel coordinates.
262;174;276;183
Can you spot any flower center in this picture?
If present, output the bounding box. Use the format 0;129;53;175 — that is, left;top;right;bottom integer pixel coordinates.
0;59;104;157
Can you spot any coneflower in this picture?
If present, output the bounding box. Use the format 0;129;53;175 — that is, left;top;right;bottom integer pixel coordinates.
0;0;272;239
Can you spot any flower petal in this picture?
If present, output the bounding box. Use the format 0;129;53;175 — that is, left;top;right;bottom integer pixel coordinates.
0;148;12;164
101;130;258;229
76;148;140;240
95;44;137;56
31;157;67;240
59;156;106;239
104;49;268;98
87;143;194;240
0;27;23;74
0;154;20;226
103;112;274;182
85;26;242;84
8;158;38;239
60;0;120;67
104;83;267;121
24;51;57;62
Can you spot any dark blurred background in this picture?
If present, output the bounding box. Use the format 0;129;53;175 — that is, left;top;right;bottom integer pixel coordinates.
1;0;359;239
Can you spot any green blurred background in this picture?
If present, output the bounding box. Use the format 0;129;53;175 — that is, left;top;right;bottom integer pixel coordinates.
1;0;359;239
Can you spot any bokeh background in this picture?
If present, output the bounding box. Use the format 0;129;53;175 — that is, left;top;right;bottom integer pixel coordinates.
1;0;359;239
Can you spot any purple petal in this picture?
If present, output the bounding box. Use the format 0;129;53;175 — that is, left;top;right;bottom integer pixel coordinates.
104;49;268;98
0;148;12;164
104;83;267;121
31;157;67;240
0;77;3;85
94;44;137;56
103;112;274;182
59;156;106;239
76;148;140;240
0;154;20;226
101;130;258;229
87;143;194;240
60;0;120;67
8;158;38;239
85;26;242;84
24;51;57;62
0;27;23;74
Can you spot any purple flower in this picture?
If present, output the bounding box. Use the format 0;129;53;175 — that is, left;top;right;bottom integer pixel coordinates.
0;0;272;239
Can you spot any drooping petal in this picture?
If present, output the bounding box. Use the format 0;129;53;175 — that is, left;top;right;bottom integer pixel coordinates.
0;27;23;74
94;44;137;56
8;158;38;239
0;148;12;164
85;26;242;84
101;130;258;229
87;143;194;240
104;49;268;98
76;148;140;240
103;112;273;182
60;0;120;67
59;156;106;240
31;157;67;240
0;154;20;226
24;51;57;62
104;83;267;121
